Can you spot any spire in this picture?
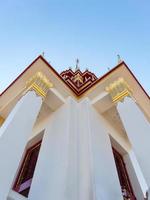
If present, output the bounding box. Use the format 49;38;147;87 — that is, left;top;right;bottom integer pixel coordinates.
117;54;122;64
42;52;45;57
75;58;80;71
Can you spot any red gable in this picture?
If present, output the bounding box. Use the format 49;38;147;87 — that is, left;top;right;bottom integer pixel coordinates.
60;69;98;95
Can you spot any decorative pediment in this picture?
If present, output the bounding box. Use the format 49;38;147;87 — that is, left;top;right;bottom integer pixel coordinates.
60;69;98;95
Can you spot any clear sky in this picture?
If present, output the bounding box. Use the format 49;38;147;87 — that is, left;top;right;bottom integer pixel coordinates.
0;0;149;94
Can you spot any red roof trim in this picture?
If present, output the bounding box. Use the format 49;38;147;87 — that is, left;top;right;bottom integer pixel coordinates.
0;56;41;96
0;55;69;97
0;55;149;100
79;61;150;99
122;62;150;100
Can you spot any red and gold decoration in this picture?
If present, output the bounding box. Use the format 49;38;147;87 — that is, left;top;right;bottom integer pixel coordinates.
60;68;97;96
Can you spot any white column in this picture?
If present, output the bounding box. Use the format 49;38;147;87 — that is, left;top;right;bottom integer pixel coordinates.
29;98;95;200
0;91;42;200
77;99;94;200
87;99;123;200
117;97;150;187
29;98;79;200
124;150;148;200
77;99;123;200
106;77;150;190
0;72;52;200
29;98;123;200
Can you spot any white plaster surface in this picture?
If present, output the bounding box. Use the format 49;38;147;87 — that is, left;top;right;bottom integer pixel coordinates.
88;100;123;200
7;190;27;200
29;97;76;200
0;91;42;200
124;151;148;200
29;97;123;200
117;97;150;187
77;99;94;200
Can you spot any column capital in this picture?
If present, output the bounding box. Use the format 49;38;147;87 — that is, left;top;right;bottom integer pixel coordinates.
0;116;5;126
26;72;53;98
105;78;132;103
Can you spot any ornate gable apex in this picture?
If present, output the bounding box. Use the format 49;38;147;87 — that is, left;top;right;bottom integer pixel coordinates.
0;55;149;101
60;68;98;95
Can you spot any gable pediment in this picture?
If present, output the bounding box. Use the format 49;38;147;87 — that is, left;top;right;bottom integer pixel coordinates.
60;69;98;95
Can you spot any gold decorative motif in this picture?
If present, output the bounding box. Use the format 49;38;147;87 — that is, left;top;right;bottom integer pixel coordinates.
73;73;84;84
106;78;132;103
26;72;53;98
0;116;5;126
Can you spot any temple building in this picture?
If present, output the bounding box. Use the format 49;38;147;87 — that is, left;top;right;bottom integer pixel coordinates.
0;55;150;200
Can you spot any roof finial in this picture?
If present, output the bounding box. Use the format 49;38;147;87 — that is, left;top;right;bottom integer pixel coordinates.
42;51;45;57
117;54;122;64
75;58;79;71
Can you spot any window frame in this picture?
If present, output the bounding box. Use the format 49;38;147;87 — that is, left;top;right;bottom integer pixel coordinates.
13;140;42;197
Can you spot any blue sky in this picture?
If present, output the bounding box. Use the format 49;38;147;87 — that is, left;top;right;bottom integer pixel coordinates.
0;0;150;94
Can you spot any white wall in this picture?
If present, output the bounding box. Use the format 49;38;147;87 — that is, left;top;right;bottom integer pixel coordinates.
87;99;123;200
28;97;123;200
7;190;27;200
29;98;77;200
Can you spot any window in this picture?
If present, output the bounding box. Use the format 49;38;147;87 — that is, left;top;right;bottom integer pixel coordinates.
13;140;42;197
112;148;136;200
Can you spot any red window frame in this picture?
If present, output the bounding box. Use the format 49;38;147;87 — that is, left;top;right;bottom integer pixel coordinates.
112;148;136;200
13;140;42;197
